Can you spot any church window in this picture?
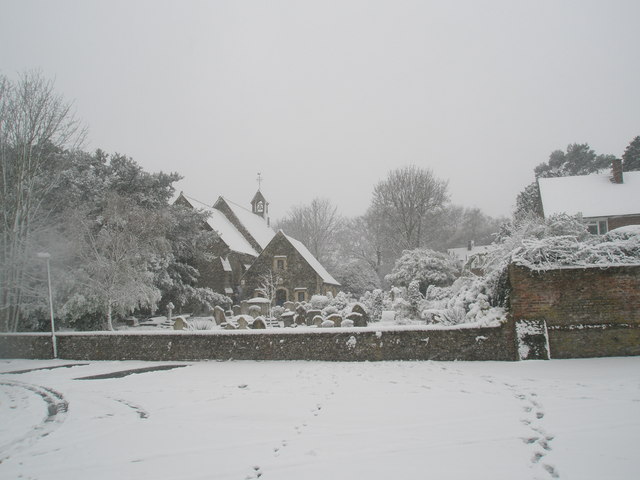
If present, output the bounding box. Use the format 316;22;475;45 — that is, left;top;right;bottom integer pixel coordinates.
294;288;307;302
256;201;264;213
274;256;287;271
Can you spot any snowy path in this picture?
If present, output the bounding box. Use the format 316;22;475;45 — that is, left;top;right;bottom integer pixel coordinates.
0;358;638;480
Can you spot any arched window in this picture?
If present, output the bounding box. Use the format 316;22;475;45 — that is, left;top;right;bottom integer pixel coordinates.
256;200;264;213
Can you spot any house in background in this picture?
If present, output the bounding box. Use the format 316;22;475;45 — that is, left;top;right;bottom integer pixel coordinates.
175;190;340;304
241;230;341;305
448;241;495;275
538;159;640;234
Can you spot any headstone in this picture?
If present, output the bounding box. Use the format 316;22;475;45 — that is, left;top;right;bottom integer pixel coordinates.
173;315;187;330
326;313;343;327
225;310;234;318
306;309;322;324
351;303;370;325
213;306;227;325
346;311;366;327
283;301;295;312
232;304;241;316
313;315;324;327
320;319;335;328
166;302;175;323
341;319;354;328
252;317;267;329
236;316;249;329
281;311;296;327
294;314;306;325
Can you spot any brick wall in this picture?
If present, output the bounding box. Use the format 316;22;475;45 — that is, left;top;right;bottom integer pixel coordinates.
608;215;640;230
0;322;517;362
509;264;640;358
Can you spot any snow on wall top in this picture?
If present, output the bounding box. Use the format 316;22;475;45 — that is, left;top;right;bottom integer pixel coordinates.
283;233;341;286
538;171;640;218
221;197;275;250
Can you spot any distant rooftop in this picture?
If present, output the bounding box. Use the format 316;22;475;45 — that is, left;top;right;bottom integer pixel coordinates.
538;171;640;218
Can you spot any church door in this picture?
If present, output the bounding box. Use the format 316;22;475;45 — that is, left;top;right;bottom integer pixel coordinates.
276;289;287;306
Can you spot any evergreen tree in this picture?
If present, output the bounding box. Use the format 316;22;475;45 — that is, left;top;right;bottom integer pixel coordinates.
622;136;640;171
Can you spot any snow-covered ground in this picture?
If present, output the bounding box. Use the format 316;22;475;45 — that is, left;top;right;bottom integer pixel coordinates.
1;357;639;480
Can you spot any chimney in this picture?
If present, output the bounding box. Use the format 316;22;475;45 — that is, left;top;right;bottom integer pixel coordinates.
611;158;623;184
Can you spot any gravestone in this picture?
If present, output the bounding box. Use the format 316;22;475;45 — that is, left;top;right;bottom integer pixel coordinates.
281;311;295;327
173;316;187;330
351;303;370;325
326;314;343;327
346;311;366;327
213;306;227;325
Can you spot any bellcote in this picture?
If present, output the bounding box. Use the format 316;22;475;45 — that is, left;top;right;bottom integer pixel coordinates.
250;190;269;220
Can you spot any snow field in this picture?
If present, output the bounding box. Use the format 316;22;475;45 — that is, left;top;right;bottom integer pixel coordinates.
0;358;639;480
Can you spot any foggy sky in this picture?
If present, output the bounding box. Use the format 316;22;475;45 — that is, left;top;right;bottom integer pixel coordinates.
1;0;639;221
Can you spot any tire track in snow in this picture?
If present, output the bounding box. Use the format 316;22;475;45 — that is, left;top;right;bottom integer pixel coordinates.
0;380;68;463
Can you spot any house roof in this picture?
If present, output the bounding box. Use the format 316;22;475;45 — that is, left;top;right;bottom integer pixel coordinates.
282;232;341;286
448;245;494;263
219;197;275;249
538;171;640;218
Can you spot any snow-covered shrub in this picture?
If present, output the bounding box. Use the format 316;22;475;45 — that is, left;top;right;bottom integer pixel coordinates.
605;225;640;241
358;289;383;322
385;248;459;294
186;318;215;330
322;305;339;317
407;280;423;318
271;305;285;319
309;295;330;310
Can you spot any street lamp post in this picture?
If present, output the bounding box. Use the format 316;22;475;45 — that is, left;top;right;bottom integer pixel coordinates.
37;252;57;359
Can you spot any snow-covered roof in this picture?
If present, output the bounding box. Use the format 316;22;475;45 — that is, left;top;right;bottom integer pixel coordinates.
448;245;494;263
175;194;260;256
283;233;341;286
206;208;259;256
220;197;275;250
538;171;640;218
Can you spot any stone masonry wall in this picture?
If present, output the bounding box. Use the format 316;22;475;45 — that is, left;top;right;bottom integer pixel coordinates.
0;322;516;362
509;264;640;358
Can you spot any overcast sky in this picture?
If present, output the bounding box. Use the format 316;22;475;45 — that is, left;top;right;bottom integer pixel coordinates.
1;0;639;220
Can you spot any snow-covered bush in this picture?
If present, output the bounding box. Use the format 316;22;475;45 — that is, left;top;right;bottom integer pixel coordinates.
385;248;459;294
270;305;285;319
186;318;215;330
359;289;384;322
309;295;330;310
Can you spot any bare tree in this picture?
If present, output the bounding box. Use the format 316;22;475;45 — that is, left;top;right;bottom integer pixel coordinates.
277;198;342;264
255;270;278;317
371;165;449;254
0;71;85;331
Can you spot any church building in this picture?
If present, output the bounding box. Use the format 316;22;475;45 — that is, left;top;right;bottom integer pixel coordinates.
174;189;340;304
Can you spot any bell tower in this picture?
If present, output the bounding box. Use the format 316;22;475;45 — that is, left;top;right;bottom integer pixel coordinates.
251;173;269;222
